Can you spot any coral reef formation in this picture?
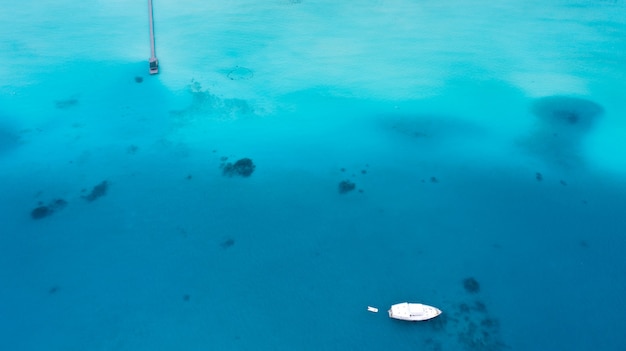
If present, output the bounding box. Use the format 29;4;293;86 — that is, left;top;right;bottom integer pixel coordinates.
55;97;79;109
336;164;369;194
220;238;235;249
338;180;356;194
222;158;256;177
524;95;604;167
532;96;603;131
463;277;480;293
82;181;109;202
30;199;68;220
424;278;506;351
170;80;253;123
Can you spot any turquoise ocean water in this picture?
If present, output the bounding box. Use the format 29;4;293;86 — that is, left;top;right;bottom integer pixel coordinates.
1;1;625;350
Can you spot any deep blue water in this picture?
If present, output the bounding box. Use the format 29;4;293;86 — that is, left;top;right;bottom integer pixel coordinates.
1;1;626;350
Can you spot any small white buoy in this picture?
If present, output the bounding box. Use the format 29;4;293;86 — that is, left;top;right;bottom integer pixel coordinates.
367;306;379;313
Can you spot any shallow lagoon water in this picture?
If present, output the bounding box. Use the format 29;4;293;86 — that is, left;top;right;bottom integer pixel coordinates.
1;1;626;350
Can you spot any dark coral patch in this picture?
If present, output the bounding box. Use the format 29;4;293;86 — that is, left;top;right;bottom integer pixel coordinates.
429;296;505;350
463;277;480;293
222;158;255;177
31;205;52;219
30;198;68;220
532;96;603;130
82;181;108;202
338;180;356;194
220;238;235;249
524;96;604;168
55;98;79;109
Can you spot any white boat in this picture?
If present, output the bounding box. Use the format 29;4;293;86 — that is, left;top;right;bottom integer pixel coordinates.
147;0;159;75
149;57;159;75
388;302;442;321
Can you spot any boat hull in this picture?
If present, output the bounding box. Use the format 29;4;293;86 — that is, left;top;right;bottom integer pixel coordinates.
388;302;442;321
